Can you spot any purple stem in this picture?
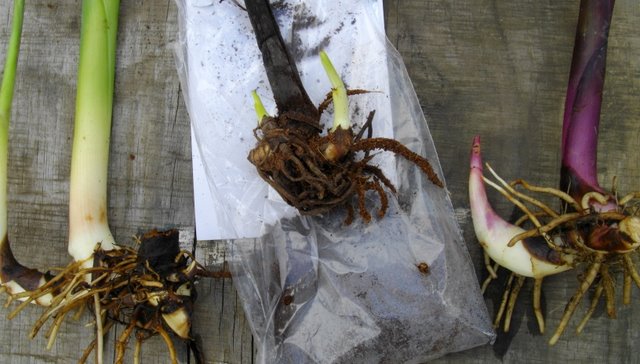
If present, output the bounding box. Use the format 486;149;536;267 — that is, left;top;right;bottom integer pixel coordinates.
560;0;615;200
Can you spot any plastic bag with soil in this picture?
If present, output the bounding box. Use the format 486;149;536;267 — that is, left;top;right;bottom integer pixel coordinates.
174;0;495;362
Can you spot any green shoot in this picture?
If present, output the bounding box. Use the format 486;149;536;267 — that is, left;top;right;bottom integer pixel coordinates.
320;50;349;132
252;90;268;125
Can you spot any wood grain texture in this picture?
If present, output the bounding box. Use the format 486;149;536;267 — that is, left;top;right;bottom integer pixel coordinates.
0;0;638;363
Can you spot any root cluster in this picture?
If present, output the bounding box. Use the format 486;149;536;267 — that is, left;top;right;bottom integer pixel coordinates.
481;164;640;344
249;93;443;224
3;229;218;364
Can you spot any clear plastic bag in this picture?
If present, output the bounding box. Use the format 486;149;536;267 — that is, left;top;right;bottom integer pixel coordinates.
175;0;495;362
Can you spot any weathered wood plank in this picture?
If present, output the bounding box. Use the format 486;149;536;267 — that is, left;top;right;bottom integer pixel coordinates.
0;0;638;363
193;240;255;364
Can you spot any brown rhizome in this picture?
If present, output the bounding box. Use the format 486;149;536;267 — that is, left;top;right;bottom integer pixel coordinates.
245;0;443;224
4;229;229;364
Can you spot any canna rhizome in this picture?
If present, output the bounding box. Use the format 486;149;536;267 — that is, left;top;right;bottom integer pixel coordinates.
244;0;444;224
0;1;219;363
469;0;640;345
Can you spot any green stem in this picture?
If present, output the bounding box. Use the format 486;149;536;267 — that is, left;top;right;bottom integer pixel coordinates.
0;0;25;242
68;0;120;262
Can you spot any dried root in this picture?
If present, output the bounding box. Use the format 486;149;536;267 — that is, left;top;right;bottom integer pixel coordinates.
3;229;220;363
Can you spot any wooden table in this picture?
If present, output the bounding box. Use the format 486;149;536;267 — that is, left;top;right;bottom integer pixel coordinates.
0;0;638;363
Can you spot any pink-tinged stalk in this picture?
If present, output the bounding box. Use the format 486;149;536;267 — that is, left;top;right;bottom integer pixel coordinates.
560;0;616;211
469;136;571;278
